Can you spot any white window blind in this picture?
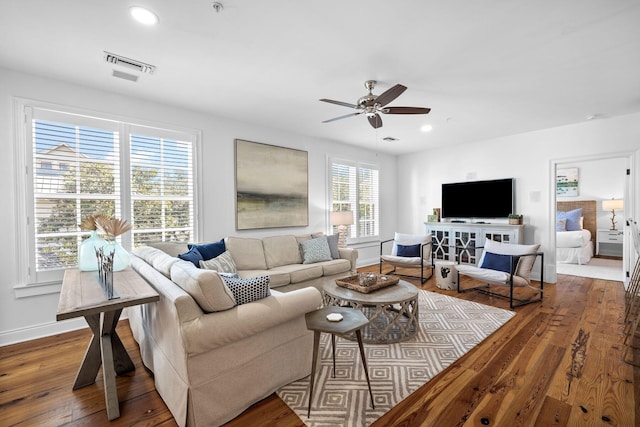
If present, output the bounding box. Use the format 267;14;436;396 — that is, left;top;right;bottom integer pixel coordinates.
32;117;121;274
18;103;197;288
130;132;194;246
329;159;379;241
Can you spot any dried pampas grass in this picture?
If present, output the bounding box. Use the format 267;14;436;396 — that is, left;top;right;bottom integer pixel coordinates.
95;217;132;240
79;214;110;231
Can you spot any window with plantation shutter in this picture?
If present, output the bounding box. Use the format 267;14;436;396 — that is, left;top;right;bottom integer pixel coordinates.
14;100;198;292
130;132;194;246
329;159;379;242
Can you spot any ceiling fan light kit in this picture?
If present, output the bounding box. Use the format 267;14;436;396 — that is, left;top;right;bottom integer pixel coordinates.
320;80;431;129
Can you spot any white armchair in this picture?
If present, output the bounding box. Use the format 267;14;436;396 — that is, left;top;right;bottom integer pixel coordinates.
456;239;544;308
380;232;434;283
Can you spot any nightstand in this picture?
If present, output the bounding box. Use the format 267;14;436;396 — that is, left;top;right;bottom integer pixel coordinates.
596;229;624;257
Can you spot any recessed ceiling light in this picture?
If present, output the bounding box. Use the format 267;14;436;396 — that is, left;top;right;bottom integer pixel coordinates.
421;124;433;132
129;6;159;25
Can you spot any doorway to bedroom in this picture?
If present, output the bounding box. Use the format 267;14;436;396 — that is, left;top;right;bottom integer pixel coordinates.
552;154;632;283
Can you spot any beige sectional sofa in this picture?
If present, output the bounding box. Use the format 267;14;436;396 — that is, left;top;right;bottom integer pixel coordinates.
126;233;357;426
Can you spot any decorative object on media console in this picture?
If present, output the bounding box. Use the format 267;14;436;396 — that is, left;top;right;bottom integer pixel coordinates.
235;139;308;230
95;216;132;271
602;198;624;230
320;80;431;129
508;214;523;225
78;214;109;271
331;210;354;248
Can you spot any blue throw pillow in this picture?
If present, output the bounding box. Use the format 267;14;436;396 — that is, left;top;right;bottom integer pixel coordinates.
556;208;582;231
480;252;513;273
397;243;421;257
178;246;203;267
221;275;271;306
189;239;226;261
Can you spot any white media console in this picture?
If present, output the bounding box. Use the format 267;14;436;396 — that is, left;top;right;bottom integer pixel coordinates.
424;222;525;266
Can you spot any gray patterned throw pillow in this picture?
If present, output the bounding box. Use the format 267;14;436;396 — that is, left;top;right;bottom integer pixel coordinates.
300;236;332;264
199;250;237;273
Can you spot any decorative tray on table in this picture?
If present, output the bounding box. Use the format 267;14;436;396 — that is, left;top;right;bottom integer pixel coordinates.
336;273;399;293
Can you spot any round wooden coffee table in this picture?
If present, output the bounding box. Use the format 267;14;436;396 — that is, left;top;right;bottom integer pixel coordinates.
322;279;419;344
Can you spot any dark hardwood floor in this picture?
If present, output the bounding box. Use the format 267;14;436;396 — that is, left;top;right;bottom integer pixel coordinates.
1;266;638;426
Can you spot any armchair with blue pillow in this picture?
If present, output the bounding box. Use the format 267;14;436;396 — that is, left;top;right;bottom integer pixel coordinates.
455;239;544;308
380;232;434;283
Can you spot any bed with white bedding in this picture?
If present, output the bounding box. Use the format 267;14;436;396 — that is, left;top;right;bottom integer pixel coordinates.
556;200;596;265
556;229;593;264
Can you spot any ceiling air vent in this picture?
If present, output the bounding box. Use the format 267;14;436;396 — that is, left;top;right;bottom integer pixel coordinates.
103;51;156;74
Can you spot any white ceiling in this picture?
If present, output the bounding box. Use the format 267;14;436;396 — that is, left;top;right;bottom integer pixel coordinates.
1;0;639;155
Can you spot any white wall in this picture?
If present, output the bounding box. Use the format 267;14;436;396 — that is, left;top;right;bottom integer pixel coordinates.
397;113;640;283
0;67;397;344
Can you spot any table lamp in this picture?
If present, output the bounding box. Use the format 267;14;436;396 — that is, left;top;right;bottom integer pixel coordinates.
602;198;623;230
331;211;354;248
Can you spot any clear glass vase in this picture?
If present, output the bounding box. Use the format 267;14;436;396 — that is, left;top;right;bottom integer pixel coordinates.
78;230;107;271
104;240;130;271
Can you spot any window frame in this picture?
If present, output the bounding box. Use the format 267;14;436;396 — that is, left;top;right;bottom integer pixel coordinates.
328;157;380;245
12;98;202;297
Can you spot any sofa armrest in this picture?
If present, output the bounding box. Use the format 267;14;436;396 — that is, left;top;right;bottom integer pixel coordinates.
338;247;358;274
180;287;322;356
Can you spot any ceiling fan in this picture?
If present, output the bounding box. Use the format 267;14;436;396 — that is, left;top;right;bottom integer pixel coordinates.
320;80;431;129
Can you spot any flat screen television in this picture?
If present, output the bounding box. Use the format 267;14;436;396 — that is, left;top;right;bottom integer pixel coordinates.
441;178;514;219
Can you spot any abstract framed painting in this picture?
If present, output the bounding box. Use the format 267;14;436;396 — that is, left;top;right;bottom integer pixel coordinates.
235;139;308;230
556;167;579;197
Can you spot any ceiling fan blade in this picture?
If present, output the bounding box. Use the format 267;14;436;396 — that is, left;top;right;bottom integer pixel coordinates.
319;98;359;109
374;84;407;107
384;106;431;115
322;111;363;123
368;114;383;129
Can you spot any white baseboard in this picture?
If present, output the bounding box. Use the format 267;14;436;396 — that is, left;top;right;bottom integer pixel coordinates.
0;318;87;347
0;313;129;347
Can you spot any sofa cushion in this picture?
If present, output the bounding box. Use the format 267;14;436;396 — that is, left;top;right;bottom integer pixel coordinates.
221;275;271;305
199;250;237;273
238;269;291;287
263;235;302;268
134;246;181;278
170;260;236;312
300;236;332;264
178;246;204;267
318;258;351;276
189;239;226;261
225;237;267;270
147;241;189;257
270;264;323;283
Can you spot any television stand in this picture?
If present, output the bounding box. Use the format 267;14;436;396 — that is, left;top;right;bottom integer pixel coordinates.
424;222;524;266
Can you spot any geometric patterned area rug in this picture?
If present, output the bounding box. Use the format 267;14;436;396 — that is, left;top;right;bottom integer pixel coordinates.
277;290;516;427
